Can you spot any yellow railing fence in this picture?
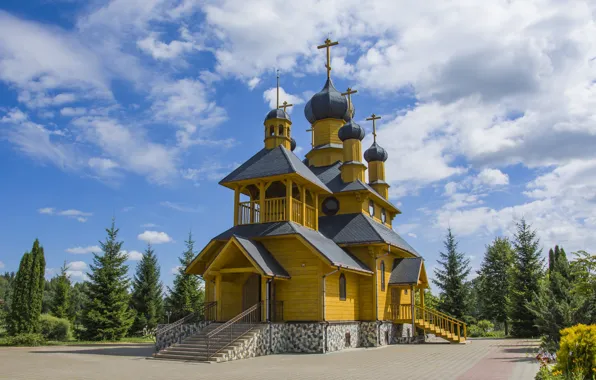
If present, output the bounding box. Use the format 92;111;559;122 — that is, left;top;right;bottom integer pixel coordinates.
305;204;316;229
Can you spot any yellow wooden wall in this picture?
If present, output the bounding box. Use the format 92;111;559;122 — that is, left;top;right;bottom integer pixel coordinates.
348;247;375;321
219;273;246;320
324;269;360;321
261;237;321;321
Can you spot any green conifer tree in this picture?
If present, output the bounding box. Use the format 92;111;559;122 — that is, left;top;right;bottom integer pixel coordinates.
51;262;71;320
510;218;543;338
82;220;134;340
433;228;471;319
7;252;33;334
477;237;515;334
29;239;46;333
130;244;164;333
167;232;204;321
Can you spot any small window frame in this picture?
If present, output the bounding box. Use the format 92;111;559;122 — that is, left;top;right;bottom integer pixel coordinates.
381;208;387;223
278;125;284;136
269;125;275;136
380;260;386;291
339;273;346;301
368;200;375;217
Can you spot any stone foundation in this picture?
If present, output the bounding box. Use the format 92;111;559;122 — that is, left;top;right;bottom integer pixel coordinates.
155;321;211;352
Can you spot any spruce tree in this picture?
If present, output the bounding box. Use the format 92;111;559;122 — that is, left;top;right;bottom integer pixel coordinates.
130;244;164;333
51;262;71;320
7;252;33;334
167;232;204;321
477;237;514;334
29;239;46;333
433;228;471;319
510;218;543;338
82;220;134;340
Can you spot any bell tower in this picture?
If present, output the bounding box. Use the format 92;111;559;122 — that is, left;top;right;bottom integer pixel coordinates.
264;72;293;150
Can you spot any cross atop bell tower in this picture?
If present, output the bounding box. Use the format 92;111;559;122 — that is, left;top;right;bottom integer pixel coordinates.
317;38;339;79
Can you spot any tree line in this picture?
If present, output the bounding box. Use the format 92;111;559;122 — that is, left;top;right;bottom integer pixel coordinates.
0;219;205;341
433;218;596;349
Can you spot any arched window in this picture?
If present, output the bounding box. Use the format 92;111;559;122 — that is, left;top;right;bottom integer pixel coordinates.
381;208;387;223
339;273;346;301
380;260;385;291
278;125;284;136
269;126;275;136
368;200;374;216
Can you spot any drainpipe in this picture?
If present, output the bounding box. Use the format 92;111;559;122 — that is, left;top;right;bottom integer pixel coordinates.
322;267;340;353
267;278;272;354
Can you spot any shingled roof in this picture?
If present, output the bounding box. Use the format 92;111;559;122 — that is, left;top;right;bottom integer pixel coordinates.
308;161;400;211
212;221;372;274
233;236;290;278
318;213;420;257
219;146;331;193
388;258;423;285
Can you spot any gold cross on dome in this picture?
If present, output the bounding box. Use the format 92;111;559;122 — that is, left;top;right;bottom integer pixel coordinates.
279;101;293;112
366;113;381;142
341;87;358;115
317;38;339;79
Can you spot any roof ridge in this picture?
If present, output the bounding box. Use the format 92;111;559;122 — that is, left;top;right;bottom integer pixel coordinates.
361;213;385;242
279;145;297;173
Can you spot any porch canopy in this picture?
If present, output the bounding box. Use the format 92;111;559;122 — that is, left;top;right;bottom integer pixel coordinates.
388;258;428;288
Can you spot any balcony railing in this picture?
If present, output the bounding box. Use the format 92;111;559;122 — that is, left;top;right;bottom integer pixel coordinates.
238;197;316;228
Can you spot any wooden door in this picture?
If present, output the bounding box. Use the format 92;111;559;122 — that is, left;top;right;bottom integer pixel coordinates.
242;273;261;311
391;288;401;319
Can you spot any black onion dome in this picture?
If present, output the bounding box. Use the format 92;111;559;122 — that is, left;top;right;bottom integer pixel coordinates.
364;142;388;162
304;78;349;124
338;119;365;141
290;138;297;151
265;108;291;123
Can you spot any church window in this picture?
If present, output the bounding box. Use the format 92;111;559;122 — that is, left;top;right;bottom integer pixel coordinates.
339;273;346;301
369;200;374;216
380;261;385;291
322;197;340;216
381;208;387;223
269;126;275;136
279;125;284;136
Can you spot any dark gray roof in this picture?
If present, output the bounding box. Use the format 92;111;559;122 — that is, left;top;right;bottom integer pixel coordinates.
318;213;420;257
212;221;372;274
220;146;331;192
364;142;388;162
265;108;290;122
308;162;399;209
338;119;365;141
388;258;423;285
304;78;349;124
233;236;290;278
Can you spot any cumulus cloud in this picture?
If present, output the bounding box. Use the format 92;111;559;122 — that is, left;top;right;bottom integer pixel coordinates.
474;168;509;187
263;87;303;112
122;250;143;261
138;230;173;244
39;207;92;222
66;245;101;254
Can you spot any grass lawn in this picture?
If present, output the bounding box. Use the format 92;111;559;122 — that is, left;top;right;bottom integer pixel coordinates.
0;336;154;346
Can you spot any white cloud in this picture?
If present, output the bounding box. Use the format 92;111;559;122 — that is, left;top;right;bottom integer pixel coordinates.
137;29;196;60
66;245;101;254
263;87;303;111
67;261;87;271
0;261;4;269
171;265;183;275
407;232;417;238
474;168;509;187
138;230;173;244
38;207;92;222
160;201;202;213
60;107;86;116
38;207;55;215
247;77;260;90
122;250;143;261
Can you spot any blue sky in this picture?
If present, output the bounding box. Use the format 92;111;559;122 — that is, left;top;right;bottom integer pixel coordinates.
1;0;595;290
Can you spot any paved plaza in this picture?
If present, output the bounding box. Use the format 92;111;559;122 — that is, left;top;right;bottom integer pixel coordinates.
0;338;539;380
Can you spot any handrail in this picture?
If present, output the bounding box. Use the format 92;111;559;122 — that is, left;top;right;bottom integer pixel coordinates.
157;301;217;335
414;305;467;341
206;301;262;359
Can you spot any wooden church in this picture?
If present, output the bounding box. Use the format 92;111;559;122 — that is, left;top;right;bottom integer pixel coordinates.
155;39;467;363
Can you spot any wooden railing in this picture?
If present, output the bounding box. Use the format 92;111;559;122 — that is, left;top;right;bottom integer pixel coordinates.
206;302;262;359
391;304;467;342
305;204;316;229
237;197;316;229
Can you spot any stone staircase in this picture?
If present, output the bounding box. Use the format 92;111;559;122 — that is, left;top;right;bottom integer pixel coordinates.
154;322;264;362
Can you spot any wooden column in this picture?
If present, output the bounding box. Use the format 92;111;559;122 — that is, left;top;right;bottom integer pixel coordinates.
420;287;425;309
410;285;415;334
314;193;319;230
286;179;292;221
250;195;255;223
233;187;240;226
215;273;222;321
301;186;306;226
259;182;266;223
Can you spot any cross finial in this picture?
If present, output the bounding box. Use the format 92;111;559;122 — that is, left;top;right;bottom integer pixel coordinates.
276;69;280;109
279;101;293;112
341;87;358;117
366;113;381;142
317;38;339;79
306;127;314;148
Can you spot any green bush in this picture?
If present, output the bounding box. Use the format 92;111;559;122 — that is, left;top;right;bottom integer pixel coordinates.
39;314;72;341
468;320;505;337
1;333;46;346
555;324;596;379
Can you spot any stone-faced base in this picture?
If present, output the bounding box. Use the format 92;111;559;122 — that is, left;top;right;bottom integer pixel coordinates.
155;321;210;352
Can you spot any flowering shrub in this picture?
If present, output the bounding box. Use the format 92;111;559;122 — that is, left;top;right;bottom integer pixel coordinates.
555;324;596;380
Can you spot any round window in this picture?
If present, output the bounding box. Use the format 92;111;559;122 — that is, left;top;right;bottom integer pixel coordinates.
322;197;340;216
368;200;374;216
